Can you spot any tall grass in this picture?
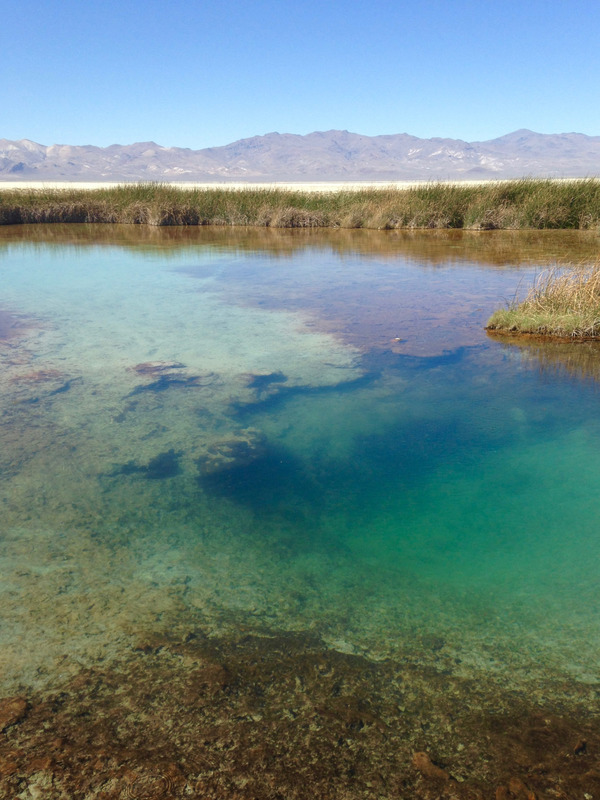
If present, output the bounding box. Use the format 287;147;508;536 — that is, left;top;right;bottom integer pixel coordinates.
487;262;600;337
2;179;600;230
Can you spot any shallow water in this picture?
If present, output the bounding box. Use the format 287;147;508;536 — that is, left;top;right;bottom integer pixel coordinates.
1;225;600;797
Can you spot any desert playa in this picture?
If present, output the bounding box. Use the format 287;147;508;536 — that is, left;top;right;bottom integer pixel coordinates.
0;177;591;192
0;179;492;192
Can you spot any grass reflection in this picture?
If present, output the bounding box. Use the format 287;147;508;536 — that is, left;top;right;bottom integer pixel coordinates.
0;224;599;268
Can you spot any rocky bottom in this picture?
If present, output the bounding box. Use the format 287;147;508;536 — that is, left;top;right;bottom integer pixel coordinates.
0;629;598;800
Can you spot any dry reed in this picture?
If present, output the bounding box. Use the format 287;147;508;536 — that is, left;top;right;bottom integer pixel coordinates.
487;261;600;337
2;179;600;230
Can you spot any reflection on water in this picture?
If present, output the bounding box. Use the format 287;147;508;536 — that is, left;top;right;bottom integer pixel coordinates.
1;224;600;798
491;332;600;384
2;221;600;265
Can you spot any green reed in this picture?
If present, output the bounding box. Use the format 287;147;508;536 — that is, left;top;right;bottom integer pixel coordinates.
487;261;600;338
2;179;600;230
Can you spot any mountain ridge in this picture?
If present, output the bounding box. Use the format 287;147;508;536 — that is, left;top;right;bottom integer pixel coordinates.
1;129;599;182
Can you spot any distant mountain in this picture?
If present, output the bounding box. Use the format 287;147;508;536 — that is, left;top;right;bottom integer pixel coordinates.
1;129;599;182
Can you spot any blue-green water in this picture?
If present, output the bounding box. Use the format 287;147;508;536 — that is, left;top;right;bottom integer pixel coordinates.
1;225;600;697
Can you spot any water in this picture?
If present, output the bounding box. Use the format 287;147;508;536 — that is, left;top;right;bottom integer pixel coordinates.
1;224;600;797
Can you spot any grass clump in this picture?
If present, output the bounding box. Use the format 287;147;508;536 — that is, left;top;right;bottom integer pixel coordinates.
487;262;600;338
2;179;600;230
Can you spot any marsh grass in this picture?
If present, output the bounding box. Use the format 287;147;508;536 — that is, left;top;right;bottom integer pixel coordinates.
487;262;600;337
2;179;600;230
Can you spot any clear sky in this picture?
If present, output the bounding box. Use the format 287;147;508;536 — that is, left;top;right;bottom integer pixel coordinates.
3;0;600;149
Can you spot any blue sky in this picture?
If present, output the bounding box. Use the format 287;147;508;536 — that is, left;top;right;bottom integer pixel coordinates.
4;0;600;148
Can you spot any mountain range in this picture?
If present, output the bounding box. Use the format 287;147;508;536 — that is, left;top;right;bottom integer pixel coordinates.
1;129;599;182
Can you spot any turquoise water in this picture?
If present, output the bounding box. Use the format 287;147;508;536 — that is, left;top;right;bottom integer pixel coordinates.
1;225;600;696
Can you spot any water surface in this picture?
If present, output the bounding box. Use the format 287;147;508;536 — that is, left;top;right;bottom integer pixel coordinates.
1;225;599;798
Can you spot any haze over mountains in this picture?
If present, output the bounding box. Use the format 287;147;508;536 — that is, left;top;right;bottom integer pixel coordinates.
1;129;599;182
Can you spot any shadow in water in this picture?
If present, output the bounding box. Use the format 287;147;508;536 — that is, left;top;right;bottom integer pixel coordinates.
110;449;182;480
199;408;493;534
232;370;379;419
198;442;322;524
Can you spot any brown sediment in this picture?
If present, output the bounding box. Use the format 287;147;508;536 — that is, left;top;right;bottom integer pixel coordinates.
0;697;27;732
126;363;218;397
0;310;11;340
129;360;187;376
190;258;498;357
1;630;598;799
0;309;27;342
412;750;451;781
9;368;65;384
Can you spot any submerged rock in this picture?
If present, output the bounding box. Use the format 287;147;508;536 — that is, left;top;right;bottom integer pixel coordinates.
130;361;187;375
126;362;218;397
244;370;288;393
412;751;450;781
197;428;267;476
127;374;211;396
0;697;27;732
